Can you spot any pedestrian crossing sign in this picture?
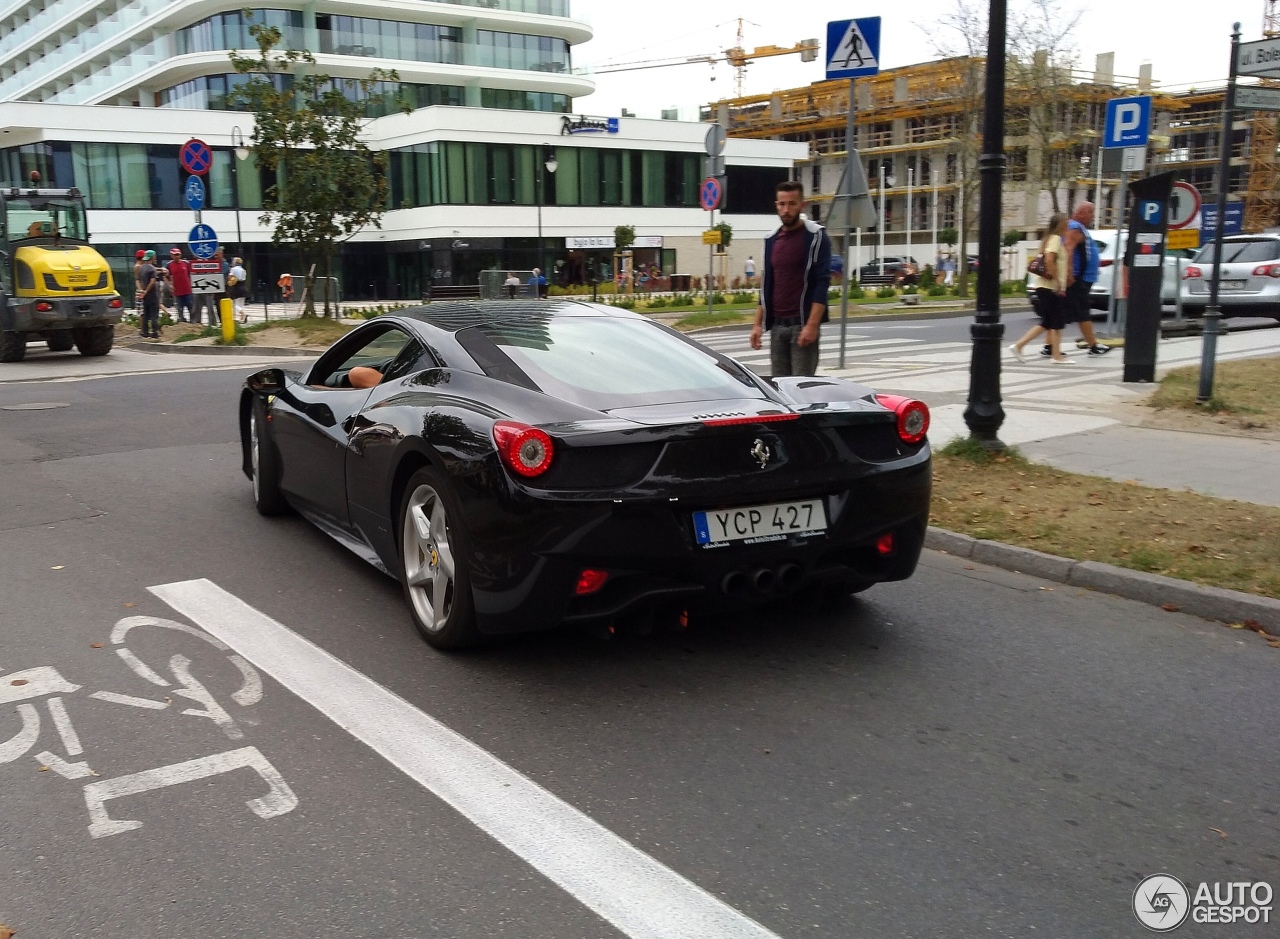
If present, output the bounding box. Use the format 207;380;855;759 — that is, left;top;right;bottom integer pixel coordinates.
826;17;881;79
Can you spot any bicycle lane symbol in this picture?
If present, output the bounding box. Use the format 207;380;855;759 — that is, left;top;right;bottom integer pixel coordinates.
0;615;297;839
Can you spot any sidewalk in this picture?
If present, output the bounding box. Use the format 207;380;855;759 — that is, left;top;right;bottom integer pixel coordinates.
822;325;1280;510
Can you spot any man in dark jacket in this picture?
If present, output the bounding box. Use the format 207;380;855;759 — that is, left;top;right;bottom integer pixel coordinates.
749;181;832;376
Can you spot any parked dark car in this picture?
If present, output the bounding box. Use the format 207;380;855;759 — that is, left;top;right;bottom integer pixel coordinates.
859;256;919;284
240;302;933;649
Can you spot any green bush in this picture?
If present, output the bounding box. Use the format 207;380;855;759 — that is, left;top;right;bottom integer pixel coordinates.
670;293;693;307
849;284;865;299
927;284;947;297
611;297;636;310
903;285;918;295
875;286;896;299
646;296;668;308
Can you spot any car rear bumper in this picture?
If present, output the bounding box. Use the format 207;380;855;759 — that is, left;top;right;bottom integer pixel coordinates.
1182;278;1280;313
464;457;932;635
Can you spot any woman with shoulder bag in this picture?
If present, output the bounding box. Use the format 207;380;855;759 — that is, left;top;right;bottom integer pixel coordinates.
1009;213;1072;364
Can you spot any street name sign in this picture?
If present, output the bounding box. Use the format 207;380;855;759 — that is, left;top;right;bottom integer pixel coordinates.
1103;95;1152;149
825;17;881;80
1235;85;1280;111
1236;37;1280;77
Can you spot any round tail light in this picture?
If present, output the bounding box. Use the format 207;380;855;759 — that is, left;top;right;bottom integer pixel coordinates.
875;394;930;445
492;421;554;477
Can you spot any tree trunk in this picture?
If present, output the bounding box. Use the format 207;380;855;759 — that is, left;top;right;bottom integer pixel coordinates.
303;263;316;318
322;250;333;318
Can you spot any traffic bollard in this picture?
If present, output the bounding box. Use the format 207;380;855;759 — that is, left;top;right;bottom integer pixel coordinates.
220;298;235;343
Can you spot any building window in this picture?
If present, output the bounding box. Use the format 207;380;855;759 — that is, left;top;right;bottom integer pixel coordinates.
475;30;571;72
177;11;305;56
480;88;570;112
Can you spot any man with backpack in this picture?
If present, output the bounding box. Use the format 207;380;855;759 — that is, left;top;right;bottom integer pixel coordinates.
1047;201;1111;357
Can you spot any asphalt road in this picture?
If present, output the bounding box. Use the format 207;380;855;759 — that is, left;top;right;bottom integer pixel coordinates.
1;361;1277;938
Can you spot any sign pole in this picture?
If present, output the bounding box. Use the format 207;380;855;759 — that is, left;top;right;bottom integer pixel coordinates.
1199;22;1242;404
839;77;856;369
708;206;715;314
1106;169;1128;336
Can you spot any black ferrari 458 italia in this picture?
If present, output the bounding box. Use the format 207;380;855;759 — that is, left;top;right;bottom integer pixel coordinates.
239;301;932;648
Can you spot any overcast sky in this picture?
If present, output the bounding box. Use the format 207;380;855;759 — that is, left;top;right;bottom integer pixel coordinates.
572;0;1263;119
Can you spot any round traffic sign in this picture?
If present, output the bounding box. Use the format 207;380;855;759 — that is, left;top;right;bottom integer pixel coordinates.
1169;181;1201;229
699;177;722;211
704;123;726;156
180;139;213;176
187;223;219;260
184;175;206;211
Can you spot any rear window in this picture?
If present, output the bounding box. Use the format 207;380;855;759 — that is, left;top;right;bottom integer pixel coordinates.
457;316;761;410
1194;240;1280;263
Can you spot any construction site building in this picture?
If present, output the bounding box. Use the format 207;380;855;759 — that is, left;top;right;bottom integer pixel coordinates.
702;52;1280;263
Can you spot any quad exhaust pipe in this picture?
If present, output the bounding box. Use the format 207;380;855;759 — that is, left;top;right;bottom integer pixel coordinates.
721;563;804;597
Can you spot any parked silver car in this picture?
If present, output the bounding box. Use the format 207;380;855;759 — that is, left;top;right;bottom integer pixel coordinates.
1180;234;1280;319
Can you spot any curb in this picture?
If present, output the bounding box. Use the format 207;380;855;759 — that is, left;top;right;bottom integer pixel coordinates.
124;342;322;357
925;526;1280;630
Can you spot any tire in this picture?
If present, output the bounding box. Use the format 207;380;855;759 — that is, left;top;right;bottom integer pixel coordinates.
0;331;25;363
398;467;479;649
73;325;113;357
248;401;288;516
45;331;74;352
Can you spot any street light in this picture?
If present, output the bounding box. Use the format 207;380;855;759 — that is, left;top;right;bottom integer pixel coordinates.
229;125;249;259
537;148;558;296
961;0;1008;449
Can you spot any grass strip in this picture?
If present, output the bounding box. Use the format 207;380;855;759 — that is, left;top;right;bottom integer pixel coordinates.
931;439;1280;599
1148;356;1279;429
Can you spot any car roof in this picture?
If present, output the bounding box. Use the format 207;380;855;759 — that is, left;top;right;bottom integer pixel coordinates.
398;299;633;334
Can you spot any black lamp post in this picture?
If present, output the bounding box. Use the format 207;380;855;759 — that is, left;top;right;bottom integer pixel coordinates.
536;148;558;294
961;0;1009;449
229;126;249;259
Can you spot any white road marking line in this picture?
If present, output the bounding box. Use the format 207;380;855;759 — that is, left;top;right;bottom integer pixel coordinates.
115;648;171;686
82;745;297;839
46;695;82;755
34;750;94;780
89;691;170;709
149;578;786;939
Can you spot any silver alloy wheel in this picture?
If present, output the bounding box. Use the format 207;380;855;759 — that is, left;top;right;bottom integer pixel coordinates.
402;483;455;633
250;411;261;503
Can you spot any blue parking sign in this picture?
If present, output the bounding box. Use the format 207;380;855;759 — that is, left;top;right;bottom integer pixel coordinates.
1103;95;1151;149
826;18;881;80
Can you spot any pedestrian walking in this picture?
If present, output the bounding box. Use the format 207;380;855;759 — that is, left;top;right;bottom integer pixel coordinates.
941;254;956;286
1048;201;1111;357
229;256;249;323
528;267;547;299
744;255;756;286
132;249;145;310
749;181;832;377
166;248;193;323
1010;213;1071;364
136;250;162;340
277;272;294;307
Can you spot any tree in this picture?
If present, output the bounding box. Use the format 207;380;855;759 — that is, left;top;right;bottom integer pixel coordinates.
939;227;959;247
230;22;397;316
712;221;733;247
614;225;635;250
1002;229;1023;248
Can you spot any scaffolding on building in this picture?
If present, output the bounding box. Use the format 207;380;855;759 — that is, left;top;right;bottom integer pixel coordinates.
1244;0;1280;232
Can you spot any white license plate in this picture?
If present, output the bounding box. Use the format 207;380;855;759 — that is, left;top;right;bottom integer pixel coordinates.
693;499;827;545
1221;279;1247;290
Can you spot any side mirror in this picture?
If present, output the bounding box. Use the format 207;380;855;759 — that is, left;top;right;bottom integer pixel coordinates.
247;367;285;395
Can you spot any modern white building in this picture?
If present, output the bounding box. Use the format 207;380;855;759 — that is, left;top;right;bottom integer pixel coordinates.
0;1;802;301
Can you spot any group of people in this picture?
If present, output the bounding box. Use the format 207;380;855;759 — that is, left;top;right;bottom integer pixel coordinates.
132;247;249;340
746;182;1113;379
1009;202;1111;364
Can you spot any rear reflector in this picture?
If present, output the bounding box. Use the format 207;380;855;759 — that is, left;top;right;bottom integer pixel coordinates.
702;413;799;426
108;297;123;308
574;569;609;595
876;533;895;555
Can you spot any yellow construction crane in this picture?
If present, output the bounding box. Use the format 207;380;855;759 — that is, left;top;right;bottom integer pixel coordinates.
586;19;818;97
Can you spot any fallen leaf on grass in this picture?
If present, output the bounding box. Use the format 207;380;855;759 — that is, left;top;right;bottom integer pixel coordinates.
1209;827;1229;838
1161;603;1181;613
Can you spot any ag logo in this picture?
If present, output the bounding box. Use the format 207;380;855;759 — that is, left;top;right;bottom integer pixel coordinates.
1133;874;1190;931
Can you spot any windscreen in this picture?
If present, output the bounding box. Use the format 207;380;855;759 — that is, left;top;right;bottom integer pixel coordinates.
4;197;88;241
1194;240;1280;264
458;316;762;410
